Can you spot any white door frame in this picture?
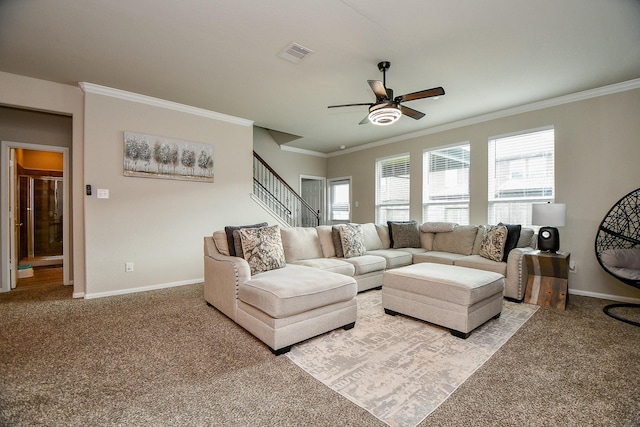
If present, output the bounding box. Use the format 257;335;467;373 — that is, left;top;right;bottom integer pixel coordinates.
300;175;326;225
1;141;70;292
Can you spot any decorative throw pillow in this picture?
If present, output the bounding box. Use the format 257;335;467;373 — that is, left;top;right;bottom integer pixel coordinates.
339;224;366;258
498;222;522;262
389;221;420;249
224;222;268;257
479;225;508;262
387;220;418;248
239;225;286;275
332;225;346;258
212;230;230;256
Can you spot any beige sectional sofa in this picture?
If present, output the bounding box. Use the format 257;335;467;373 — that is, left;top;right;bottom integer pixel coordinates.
204;221;535;354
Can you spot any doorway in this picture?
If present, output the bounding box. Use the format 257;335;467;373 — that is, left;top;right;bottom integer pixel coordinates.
300;175;326;226
1;142;70;293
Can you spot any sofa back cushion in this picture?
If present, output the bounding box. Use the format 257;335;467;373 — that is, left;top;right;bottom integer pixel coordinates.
316;225;336;258
361;223;384;251
280;227;324;262
433;225;478;255
375;224;392;249
517;228;535;248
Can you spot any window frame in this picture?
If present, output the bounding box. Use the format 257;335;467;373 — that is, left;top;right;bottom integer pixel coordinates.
422;143;470;225
327;176;352;224
487;126;555;225
375;153;411;224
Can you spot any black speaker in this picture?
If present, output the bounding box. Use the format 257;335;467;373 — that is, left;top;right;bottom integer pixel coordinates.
538;227;560;253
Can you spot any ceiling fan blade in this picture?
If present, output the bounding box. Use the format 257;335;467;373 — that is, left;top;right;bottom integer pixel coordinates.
400;105;426;120
396;86;445;103
327;102;373;108
368;80;388;100
358;114;370;125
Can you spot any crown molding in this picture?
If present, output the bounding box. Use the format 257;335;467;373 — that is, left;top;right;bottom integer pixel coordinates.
279;144;327;158
327;78;640;157
79;82;253;127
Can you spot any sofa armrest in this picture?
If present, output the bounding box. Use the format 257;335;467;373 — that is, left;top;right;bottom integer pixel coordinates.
504;247;534;301
204;236;251;321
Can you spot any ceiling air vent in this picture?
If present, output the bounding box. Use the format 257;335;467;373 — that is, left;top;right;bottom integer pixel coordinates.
278;42;313;64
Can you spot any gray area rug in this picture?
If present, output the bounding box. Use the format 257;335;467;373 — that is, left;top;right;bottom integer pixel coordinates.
287;290;538;427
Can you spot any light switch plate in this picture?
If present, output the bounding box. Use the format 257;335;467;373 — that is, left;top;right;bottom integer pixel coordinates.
97;189;109;199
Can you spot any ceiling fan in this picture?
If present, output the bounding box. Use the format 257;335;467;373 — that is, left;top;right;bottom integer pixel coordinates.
328;61;445;126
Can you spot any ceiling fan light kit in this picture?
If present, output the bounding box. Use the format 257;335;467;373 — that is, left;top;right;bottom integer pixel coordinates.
328;61;445;126
368;104;402;126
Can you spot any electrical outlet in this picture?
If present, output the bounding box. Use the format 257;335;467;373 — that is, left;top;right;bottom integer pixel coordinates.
125;262;134;272
569;261;577;273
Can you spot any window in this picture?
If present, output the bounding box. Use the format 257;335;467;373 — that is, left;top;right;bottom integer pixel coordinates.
422;144;470;224
328;177;351;223
488;127;555;225
375;154;410;223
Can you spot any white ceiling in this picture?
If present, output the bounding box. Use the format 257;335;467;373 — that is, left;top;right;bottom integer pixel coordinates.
1;0;639;154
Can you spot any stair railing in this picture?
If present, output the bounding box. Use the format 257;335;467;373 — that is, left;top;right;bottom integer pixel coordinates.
253;152;320;227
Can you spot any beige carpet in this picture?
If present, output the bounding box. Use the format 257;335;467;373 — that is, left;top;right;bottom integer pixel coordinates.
287;290;538;427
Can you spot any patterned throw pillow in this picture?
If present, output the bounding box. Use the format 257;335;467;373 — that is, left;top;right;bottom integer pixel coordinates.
389;221;421;249
224;222;268;257
479;225;508;262
239;225;286;275
339;224;366;258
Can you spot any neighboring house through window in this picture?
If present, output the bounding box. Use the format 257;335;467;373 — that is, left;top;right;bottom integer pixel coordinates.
375;153;410;223
422;143;470;224
488;127;555;225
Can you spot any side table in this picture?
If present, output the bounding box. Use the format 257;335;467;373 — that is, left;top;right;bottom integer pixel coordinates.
524;250;570;310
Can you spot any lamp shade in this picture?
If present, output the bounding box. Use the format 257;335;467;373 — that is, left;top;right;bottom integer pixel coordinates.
532;203;566;227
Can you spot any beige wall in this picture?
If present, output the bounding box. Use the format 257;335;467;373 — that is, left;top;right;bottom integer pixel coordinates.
253;127;327;190
82;89;270;296
327;88;640;301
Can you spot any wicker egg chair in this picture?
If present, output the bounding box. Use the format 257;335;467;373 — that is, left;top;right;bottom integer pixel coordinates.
595;187;640;326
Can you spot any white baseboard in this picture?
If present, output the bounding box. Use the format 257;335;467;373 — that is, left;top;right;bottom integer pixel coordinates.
569;288;640;304
83;278;203;300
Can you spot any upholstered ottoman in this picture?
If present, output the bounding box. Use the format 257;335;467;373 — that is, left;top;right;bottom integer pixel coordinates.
382;263;504;338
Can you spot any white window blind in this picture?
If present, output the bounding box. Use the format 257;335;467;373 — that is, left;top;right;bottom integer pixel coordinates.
422;144;470;224
375;154;410;223
488;127;555;225
328;178;351;223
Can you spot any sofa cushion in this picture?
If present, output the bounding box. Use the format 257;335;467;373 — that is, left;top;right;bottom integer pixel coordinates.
479;225;508;262
498;222;522;262
516;228;535;248
339;224;367;258
472;225;486;255
367;249;413;269
291;258;355;276
316;225;337;258
455;255;507;276
413;251;468;265
239;225;286;275
376;224;392;249
239;264;357;318
361;223;384;251
389;221;421;249
420;222;457;233
433;225;478;255
341;255;387;275
280;227;323;262
224;222;268;256
212;230;230;256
